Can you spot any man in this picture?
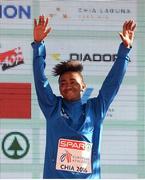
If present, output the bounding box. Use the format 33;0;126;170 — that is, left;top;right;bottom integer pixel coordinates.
32;15;136;178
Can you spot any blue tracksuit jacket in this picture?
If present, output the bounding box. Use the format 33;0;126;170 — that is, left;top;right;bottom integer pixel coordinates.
32;41;131;179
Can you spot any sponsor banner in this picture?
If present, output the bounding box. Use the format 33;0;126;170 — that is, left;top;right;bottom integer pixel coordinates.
101;130;138;165
0;37;31;74
0;0;32;29
0;83;31;119
0;47;24;71
44;38;137;76
0;129;32;164
40;0;137;31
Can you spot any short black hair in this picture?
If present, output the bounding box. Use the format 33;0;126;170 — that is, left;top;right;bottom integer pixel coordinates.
52;60;83;77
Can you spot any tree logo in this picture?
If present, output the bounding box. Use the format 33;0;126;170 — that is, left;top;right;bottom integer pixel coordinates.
2;132;30;159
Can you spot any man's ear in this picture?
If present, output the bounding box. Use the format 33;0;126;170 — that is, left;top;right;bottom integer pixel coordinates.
81;83;87;92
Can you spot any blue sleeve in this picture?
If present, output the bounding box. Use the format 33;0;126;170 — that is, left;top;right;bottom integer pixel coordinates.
93;43;131;121
32;41;57;116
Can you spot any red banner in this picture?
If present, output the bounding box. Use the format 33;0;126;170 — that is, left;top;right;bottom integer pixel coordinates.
0;83;31;119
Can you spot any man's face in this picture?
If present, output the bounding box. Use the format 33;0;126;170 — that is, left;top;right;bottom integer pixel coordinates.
59;71;86;101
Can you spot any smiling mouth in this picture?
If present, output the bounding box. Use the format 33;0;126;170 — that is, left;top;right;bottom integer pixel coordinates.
65;90;73;94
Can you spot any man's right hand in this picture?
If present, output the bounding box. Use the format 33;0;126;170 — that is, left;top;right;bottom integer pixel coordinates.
33;15;52;43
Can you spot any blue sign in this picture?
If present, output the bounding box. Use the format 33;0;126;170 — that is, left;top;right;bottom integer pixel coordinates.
0;5;31;19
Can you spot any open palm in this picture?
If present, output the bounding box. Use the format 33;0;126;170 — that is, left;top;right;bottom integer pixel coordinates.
33;15;51;42
119;20;136;48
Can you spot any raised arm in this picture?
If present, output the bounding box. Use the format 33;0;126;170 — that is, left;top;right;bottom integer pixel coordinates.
32;16;57;115
98;20;136;115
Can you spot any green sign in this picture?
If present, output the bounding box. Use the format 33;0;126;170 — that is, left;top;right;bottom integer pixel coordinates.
2;132;30;159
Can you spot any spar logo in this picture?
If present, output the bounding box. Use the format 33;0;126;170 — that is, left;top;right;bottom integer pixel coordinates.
59;139;87;151
60;150;72;163
0;47;24;71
